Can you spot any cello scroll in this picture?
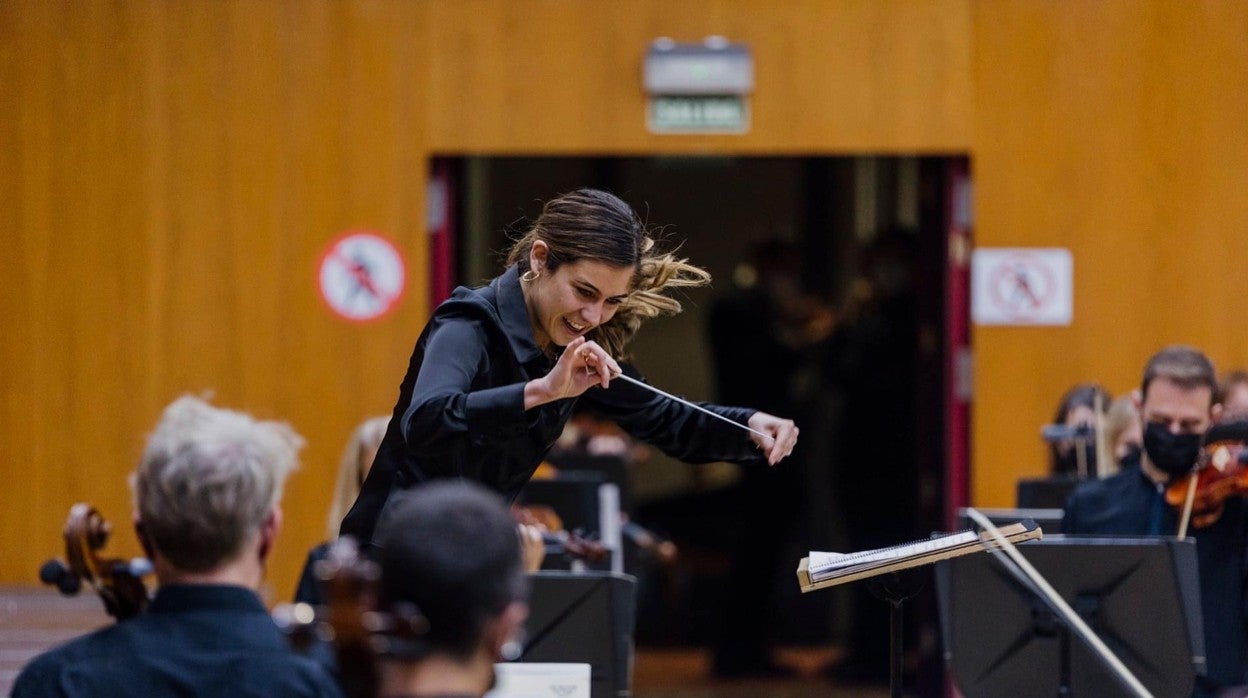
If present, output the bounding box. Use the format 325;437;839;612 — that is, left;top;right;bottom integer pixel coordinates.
39;503;151;621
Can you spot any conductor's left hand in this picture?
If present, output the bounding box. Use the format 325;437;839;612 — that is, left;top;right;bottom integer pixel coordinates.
748;412;799;466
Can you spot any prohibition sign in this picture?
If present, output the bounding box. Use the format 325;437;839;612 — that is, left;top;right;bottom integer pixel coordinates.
318;231;406;322
987;252;1057;322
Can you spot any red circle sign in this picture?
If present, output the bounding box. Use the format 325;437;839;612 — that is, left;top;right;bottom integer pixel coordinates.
987;252;1057;322
317;231;406;322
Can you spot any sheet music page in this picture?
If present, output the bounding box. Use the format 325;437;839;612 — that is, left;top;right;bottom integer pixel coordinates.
800;520;1039;588
808;530;980;577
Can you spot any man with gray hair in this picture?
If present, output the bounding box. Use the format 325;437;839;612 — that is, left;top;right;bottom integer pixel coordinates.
13;396;343;698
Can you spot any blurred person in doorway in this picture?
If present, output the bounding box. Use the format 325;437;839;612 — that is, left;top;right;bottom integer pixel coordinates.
706;238;832;678
823;228;925;682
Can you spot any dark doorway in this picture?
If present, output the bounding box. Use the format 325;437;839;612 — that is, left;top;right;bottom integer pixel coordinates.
434;154;970;687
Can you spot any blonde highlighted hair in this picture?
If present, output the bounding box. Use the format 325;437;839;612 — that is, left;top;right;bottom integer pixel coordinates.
506;188;710;358
326;416;389;539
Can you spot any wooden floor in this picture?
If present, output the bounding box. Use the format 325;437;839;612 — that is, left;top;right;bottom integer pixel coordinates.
0;586;891;698
0;587;112;696
633;647;892;698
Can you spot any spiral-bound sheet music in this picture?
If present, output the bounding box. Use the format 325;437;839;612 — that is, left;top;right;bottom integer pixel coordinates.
797;519;1042;592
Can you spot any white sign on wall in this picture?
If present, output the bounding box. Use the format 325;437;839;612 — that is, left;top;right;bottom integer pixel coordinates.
971;248;1073;326
318;231;406;323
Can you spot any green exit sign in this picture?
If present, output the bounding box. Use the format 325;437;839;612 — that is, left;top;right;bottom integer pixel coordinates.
647;95;749;134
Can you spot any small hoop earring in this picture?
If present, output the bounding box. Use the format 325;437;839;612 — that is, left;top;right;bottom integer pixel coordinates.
500;636;524;661
520;269;540;282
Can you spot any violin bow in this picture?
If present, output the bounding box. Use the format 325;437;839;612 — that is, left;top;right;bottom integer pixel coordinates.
965;507;1153;698
1176;465;1201;541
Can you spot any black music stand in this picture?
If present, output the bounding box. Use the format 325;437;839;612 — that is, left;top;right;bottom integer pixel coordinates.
865;569;925;697
518;571;637;698
800;522;1042;698
957;507;1065;535
1017;475;1082;509
936;537;1204;698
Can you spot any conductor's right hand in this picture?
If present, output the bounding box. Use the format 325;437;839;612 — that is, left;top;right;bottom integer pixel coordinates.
524;337;621;409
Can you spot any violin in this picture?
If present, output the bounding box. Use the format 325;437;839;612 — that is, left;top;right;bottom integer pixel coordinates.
1164;435;1248;530
523;461;678;566
511;503;610;564
620;514;678;566
39;503;152;621
274;537;430;698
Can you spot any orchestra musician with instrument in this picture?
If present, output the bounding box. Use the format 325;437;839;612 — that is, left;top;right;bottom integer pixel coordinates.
293;415;547;606
339;188;800;546
1047;383;1112;477
13;396;343;698
1062;346;1248;697
1219;369;1248;420
365;481;530;698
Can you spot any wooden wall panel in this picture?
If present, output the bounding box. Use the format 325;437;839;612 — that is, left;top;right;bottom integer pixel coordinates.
4;0;1247;595
0;0;430;599
971;1;1248;505
424;0;973;154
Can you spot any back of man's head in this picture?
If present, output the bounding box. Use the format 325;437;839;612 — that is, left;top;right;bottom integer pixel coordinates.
374;481;526;661
1141;345;1218;404
131;395;303;572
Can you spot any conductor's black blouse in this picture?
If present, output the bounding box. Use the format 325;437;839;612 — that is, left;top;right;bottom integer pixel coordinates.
340;265;764;545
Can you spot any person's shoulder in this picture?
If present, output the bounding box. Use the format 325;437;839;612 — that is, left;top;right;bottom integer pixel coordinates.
11;625;123;696
1071;469;1140;500
12;646;68;696
1063;469;1151;534
244;649;345;698
1063;471;1130;516
434;284;497;317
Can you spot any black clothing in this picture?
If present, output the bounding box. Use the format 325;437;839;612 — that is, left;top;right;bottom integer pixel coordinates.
294;542;332;606
341;265;763;545
1063;467;1248;694
12;584;343;698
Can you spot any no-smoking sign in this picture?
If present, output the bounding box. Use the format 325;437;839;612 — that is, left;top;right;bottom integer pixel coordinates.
971;248;1072;326
318;231;406;323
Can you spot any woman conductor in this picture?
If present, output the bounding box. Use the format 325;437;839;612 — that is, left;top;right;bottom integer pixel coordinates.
340;188;800;544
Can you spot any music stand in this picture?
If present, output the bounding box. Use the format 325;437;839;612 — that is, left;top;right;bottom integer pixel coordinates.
1017;475;1081;509
799;521;1042;698
936;537;1204;698
518;571;637;698
957;507;1065;535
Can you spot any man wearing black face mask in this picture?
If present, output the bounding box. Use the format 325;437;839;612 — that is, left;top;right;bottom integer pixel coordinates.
1063;346;1248;697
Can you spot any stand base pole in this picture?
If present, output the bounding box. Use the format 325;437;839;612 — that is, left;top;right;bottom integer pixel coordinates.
890;599;904;698
865;570;923;698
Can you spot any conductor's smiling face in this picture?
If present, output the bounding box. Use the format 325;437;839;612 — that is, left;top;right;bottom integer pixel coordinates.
525;242;632;350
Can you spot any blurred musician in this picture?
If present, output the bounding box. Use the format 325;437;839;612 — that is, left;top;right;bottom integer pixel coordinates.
1046;383;1111;477
13;396;342;698
1063;346;1246;697
369;481;529;698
